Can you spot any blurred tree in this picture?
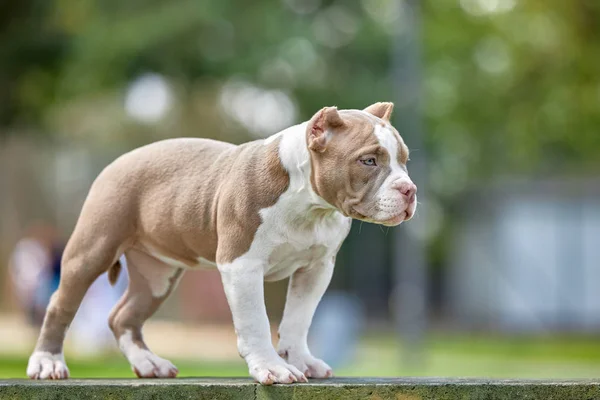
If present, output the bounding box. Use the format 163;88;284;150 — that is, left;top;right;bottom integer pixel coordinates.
0;0;597;172
0;0;67;128
424;0;600;183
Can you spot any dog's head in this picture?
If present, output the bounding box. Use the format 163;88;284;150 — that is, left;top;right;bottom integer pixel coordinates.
306;102;416;226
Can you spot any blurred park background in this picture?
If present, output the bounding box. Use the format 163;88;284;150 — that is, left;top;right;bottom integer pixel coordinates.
2;0;600;379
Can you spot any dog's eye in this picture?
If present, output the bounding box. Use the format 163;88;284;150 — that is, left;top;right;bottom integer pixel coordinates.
360;158;377;167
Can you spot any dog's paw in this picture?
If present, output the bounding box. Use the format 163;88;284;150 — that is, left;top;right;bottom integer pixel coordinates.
27;351;70;380
279;349;333;379
130;350;179;378
249;359;308;385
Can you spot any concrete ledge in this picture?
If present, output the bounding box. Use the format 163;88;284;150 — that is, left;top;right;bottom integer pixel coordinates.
1;378;599;400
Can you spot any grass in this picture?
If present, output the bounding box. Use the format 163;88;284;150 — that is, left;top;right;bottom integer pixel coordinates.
0;356;247;379
354;333;600;378
2;333;600;379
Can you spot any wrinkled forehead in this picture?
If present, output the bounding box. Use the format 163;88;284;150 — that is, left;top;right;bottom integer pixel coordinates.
338;110;409;164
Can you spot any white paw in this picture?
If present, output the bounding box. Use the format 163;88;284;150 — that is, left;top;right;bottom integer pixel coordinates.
27;351;70;380
130;349;179;378
279;349;333;379
119;330;178;378
249;358;308;385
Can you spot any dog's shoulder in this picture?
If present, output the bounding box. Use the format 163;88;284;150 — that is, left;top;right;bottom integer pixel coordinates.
215;136;291;263
218;136;290;213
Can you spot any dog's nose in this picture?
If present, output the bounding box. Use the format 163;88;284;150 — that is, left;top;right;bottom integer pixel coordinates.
394;181;417;203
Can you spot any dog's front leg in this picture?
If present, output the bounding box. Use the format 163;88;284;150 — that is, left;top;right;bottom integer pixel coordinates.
276;258;334;379
219;259;307;385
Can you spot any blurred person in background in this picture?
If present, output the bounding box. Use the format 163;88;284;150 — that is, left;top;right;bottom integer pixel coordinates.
69;255;129;355
9;223;63;327
9;222;128;355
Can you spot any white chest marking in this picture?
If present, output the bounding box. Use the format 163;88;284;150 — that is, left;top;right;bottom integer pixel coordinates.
264;243;329;281
227;122;353;279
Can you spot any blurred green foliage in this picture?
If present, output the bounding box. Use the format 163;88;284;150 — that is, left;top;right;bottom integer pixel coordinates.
2;0;599;175
424;0;600;185
3;0;600;172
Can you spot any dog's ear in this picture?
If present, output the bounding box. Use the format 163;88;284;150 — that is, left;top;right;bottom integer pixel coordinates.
364;102;394;122
307;106;345;153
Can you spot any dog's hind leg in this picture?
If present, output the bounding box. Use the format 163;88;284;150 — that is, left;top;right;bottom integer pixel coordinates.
26;225;127;379
109;248;183;378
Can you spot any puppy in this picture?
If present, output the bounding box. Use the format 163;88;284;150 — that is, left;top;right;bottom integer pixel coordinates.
26;102;416;384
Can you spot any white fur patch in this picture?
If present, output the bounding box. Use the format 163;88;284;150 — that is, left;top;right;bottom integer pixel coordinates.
196;256;217;267
27;351;69;379
245;123;351;277
146;248;194;270
371;124;413;221
118;330;178;378
147;267;180;298
373;124;405;178
144;244;216;270
129;249;183;297
278;123;343;207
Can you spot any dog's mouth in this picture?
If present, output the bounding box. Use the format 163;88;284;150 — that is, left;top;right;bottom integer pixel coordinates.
381;212;407;226
351;208;410;227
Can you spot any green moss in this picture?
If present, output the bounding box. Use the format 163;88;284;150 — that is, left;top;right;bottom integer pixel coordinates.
1;378;599;400
0;380;253;400
256;379;600;400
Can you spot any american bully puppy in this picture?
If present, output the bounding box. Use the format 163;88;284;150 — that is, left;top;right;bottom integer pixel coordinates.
27;102;417;384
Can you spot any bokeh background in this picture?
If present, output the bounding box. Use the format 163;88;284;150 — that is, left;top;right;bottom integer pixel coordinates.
2;0;600;379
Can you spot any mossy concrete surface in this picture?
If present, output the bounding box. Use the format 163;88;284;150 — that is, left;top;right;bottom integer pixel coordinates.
1;377;599;400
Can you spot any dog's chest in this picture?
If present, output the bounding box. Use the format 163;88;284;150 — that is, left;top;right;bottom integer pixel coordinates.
264;243;328;281
257;208;352;281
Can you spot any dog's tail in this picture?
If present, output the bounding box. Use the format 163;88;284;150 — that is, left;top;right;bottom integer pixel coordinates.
108;259;122;286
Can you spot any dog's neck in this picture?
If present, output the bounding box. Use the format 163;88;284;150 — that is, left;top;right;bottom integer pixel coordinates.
266;123;339;217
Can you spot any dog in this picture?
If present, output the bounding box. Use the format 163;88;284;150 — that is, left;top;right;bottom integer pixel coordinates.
26;102;417;384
